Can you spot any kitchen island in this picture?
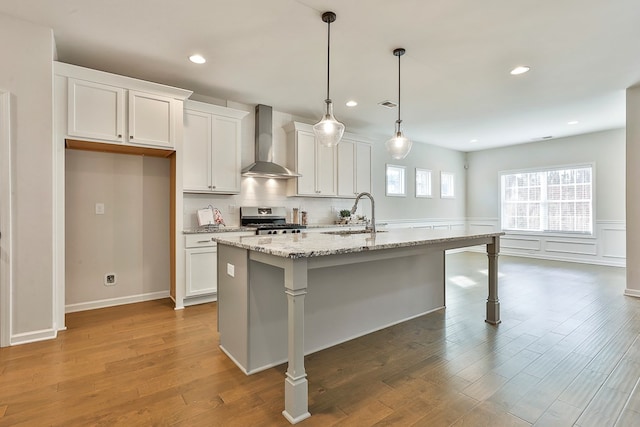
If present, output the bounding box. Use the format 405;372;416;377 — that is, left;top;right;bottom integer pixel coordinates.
214;228;503;424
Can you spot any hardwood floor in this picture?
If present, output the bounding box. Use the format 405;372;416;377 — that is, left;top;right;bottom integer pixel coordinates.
1;252;639;426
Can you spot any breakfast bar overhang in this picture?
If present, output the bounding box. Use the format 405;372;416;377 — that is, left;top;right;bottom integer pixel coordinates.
214;229;504;424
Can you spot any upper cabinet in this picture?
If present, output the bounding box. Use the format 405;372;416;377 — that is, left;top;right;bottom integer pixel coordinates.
337;138;372;197
183;100;249;194
286;122;371;198
57;62;192;150
285;122;337;197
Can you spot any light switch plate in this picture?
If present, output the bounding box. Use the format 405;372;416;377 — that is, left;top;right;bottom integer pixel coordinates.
95;203;105;215
227;263;235;277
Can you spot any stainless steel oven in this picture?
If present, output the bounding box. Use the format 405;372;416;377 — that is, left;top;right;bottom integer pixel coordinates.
240;206;306;235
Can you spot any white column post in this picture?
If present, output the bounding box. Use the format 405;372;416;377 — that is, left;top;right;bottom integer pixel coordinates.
282;258;311;424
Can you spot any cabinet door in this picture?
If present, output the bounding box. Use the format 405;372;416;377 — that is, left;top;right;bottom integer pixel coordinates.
355;143;372;194
316;142;337;196
67;78;125;142
296;131;317;195
185;246;218;296
211;115;241;193
183;109;212;192
337;140;356;197
128;90;174;149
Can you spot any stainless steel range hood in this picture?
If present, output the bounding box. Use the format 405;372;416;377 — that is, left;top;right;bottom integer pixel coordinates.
241;104;300;179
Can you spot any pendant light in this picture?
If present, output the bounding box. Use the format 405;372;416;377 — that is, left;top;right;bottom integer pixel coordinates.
313;11;345;147
385;48;413;159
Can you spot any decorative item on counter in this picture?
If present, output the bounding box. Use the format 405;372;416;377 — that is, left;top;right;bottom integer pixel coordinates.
196;205;225;229
301;211;308;225
213;207;225;226
292;208;299;224
338;209;351;224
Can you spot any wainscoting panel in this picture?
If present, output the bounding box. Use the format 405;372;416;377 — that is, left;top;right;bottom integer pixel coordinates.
545;239;597;256
383;218;626;267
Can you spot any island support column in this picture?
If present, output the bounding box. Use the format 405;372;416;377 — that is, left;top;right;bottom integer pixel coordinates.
486;236;501;324
282;258;311;424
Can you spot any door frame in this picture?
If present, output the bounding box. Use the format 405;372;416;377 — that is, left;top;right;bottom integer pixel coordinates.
0;90;12;347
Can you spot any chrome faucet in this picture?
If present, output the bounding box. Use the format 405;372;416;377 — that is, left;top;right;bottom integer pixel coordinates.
350;192;376;232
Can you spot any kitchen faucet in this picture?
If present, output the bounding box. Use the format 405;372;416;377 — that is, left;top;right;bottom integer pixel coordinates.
350;192;376;233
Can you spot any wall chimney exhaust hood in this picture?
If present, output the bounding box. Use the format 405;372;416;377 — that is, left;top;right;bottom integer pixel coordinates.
241;104;300;179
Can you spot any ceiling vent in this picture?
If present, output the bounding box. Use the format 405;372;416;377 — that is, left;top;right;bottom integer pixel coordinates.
378;100;397;109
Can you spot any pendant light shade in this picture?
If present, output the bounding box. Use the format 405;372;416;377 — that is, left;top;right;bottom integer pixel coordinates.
385;48;412;159
313;11;345;147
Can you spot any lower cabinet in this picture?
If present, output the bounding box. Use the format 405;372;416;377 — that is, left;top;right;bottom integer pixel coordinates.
185;245;218;297
183;231;254;302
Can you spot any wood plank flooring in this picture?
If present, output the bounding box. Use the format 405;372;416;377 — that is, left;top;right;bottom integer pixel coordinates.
1;252;639;426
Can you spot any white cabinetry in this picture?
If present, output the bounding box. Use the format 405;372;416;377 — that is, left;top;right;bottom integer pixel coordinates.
59;62;191;150
183;100;249;194
185;234;218;297
337;138;371;197
285;122;337;197
67;79;125;142
184;231;254;303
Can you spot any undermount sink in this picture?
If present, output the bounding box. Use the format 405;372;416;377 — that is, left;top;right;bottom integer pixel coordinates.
322;229;387;236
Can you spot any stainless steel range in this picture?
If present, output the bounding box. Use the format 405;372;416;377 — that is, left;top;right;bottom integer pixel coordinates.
240;206;306;235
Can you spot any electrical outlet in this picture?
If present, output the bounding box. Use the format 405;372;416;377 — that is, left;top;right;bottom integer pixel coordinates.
227;263;235;278
228;204;236;214
95;203;105;215
104;273;116;286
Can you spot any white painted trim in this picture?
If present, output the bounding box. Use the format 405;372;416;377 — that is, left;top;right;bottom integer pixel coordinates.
0;91;12;347
65;291;170;313
183;293;217;307
10;328;57;346
624;288;640;298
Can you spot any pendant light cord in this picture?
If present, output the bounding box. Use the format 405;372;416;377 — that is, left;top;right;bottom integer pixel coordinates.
397;52;401;128
326;18;331;103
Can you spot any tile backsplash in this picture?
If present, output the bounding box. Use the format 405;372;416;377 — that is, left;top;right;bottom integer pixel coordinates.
183;179;362;229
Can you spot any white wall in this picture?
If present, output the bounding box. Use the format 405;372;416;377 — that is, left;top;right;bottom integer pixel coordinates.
0;13;55;344
626;86;640;296
466;128;626;266
183;102;467;228
65;150;170;311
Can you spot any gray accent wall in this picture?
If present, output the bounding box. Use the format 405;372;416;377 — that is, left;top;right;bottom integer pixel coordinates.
466;128;625;222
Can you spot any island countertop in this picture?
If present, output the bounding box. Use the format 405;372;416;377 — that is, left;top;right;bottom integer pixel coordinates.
213;228;504;259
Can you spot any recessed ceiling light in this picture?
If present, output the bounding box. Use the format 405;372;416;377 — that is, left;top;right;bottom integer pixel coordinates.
470;139;478;143
189;54;206;64
567;120;579;125
510;66;530;75
346;100;358;107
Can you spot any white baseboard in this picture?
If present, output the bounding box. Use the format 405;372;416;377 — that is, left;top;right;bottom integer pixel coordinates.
183;293;217;307
624;288;640;298
11;328;57;346
65;290;170;313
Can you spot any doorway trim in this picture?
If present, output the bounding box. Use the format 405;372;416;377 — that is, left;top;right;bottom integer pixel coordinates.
1;90;12;347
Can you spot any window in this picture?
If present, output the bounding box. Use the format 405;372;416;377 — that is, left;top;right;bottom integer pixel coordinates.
440;172;455;198
386;164;406;196
501;165;593;234
415;168;432;198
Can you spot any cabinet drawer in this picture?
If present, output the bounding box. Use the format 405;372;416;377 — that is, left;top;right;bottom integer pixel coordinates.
185;234;217;248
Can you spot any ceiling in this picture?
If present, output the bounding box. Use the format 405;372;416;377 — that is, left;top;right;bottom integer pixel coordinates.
2;0;639;151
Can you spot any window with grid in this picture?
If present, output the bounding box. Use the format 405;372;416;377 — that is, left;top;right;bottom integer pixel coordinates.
500;165;593;234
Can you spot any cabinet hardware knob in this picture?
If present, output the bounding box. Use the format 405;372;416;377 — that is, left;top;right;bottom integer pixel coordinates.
130;135;133;139
118;134;122;138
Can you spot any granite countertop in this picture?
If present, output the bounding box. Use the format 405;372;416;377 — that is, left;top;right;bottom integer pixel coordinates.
213;228;504;259
183;223;368;234
183;226;256;234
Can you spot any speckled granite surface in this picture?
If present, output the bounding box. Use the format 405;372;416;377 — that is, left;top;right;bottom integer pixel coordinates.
183;226;256;234
183;223;367;234
213;228;504;259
